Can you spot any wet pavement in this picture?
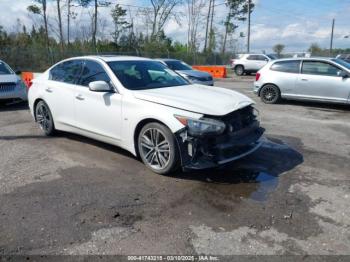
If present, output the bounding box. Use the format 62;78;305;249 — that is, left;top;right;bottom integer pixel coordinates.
0;80;349;256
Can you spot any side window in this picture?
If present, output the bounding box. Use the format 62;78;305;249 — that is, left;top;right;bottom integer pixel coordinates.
270;61;301;73
256;55;268;61
302;61;342;77
50;60;82;84
247;55;257;60
79;60;111;87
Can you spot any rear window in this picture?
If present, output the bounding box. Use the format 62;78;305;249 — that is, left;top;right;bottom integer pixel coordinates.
270;60;300;73
0;62;13;75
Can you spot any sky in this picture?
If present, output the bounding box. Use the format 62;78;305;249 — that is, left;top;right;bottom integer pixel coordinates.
0;0;349;53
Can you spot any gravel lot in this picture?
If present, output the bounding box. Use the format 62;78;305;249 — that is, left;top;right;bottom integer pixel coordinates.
0;79;349;258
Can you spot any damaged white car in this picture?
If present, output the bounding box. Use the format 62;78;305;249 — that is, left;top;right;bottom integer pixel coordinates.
28;56;264;174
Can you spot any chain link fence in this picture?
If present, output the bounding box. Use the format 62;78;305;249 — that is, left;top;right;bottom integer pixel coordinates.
0;48;234;72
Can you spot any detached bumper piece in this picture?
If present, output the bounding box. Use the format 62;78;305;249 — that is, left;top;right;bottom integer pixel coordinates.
176;106;265;170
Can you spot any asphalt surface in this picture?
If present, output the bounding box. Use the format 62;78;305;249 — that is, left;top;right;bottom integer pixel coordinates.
0;80;349;258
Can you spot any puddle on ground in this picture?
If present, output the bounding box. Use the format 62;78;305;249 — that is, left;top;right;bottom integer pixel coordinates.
173;138;303;203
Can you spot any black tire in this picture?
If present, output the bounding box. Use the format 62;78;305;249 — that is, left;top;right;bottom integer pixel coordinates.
235;65;245;76
35;101;56;136
260;84;281;104
138;122;180;175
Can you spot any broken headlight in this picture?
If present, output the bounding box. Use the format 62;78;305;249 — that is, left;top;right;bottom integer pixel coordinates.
175;115;226;136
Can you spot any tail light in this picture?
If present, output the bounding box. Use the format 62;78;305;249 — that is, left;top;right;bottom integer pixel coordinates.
27;80;33;89
230;59;235;65
255;72;261;81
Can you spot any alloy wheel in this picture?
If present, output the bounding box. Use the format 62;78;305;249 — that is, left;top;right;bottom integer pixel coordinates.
140;128;171;170
262;86;277;102
36;103;52;132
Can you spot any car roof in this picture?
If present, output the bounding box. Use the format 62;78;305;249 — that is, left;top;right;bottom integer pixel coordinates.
272;57;335;62
64;55;153;62
155;58;180;62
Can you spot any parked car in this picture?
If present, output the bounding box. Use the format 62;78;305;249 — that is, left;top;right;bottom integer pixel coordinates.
156;58;214;86
254;58;350;104
0;60;27;104
28;56;264;174
231;54;276;76
336;54;350;64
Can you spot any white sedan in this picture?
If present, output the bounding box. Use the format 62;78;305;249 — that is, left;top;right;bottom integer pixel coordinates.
28;56;264;174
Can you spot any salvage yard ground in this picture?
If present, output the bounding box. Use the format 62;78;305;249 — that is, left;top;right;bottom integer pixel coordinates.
0;79;349;256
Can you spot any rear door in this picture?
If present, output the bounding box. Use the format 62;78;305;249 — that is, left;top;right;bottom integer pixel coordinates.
45;60;83;127
74;59;122;141
295;60;350;103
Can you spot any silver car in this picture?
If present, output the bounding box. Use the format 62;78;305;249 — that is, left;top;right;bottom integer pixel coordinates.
231;54;276;76
254;58;350;104
0;60;27;104
156;59;214;86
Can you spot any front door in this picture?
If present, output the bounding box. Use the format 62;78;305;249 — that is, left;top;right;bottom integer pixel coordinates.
74;59;122;141
295;60;350;103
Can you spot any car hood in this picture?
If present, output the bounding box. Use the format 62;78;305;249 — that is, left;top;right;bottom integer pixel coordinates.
0;74;19;83
176;70;211;78
132;84;254;116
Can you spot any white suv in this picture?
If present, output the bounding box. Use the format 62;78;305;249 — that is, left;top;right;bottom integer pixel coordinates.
28;56;265;174
231;54;275;76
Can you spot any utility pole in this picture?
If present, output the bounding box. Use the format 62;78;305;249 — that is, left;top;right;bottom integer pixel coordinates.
247;0;251;53
330;18;335;56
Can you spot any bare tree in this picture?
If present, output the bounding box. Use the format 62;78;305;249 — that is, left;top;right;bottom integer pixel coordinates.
149;0;182;39
186;0;205;53
203;0;212;51
27;0;50;51
56;0;64;50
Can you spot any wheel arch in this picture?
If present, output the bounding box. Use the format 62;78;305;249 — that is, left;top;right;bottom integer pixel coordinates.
133;118;171;158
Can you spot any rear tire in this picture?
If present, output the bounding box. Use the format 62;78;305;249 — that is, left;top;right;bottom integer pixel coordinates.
35;101;56;136
235;65;245;76
138;122;180;175
260;84;281;104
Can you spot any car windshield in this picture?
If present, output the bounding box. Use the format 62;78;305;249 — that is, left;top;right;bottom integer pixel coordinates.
108;60;189;90
332;58;350;70
0;62;13;75
266;54;277;60
164;60;193;71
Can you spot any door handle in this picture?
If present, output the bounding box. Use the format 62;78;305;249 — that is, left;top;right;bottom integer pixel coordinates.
301;79;308;81
45;88;53;93
75;94;85;100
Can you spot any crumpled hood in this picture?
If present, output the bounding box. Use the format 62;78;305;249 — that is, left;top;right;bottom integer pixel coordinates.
0;74;19;83
132;84;254;116
176;70;212;78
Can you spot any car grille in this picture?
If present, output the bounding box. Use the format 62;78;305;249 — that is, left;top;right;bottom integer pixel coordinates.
219;105;256;134
0;83;16;93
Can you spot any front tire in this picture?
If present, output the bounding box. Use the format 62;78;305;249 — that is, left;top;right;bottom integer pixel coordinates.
235;65;245;76
138;122;179;175
260;84;281;104
35;101;56;136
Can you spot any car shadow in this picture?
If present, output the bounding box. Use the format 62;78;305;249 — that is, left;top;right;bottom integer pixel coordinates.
0;101;28;112
166;136;303;186
280;99;350;112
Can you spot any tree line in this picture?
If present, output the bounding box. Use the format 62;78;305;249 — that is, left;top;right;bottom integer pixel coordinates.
0;0;255;71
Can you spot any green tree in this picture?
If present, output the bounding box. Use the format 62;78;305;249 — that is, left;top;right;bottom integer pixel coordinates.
308;43;322;56
110;4;131;46
222;0;253;54
273;44;285;57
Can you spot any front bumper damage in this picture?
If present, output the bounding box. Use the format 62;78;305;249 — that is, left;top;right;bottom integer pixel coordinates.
175;109;265;171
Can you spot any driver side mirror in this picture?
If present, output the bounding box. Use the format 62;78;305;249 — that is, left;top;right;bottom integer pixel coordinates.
338;71;349;78
88;81;113;92
15;70;22;75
